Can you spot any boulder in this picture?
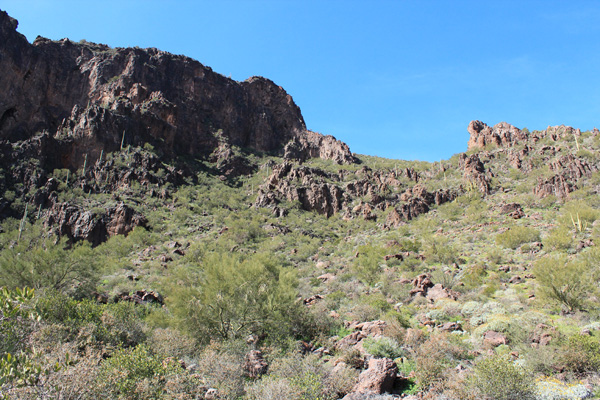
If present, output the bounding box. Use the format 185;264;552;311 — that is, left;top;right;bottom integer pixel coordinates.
351;358;398;395
484;331;507;347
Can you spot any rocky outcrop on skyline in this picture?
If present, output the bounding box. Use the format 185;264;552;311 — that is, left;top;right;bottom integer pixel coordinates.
0;10;353;172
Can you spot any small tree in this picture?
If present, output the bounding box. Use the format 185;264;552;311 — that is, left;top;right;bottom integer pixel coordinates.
0;224;99;294
170;252;299;342
533;254;595;312
352;244;386;286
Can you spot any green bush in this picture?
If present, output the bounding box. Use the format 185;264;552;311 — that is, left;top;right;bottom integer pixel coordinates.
352;244;386;286
0;287;37;357
0;224;100;295
169;251;300;343
469;355;535;400
533;255;595;312
36;290;147;348
422;235;458;264
495;226;540;249
543;226;574;251
96;345;183;399
560;334;600;374
363;336;404;359
558;200;600;231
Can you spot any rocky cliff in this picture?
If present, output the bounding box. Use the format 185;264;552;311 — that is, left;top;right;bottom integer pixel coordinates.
0;9;353;172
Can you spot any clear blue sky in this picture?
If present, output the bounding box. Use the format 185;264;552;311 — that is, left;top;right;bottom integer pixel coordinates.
2;1;600;161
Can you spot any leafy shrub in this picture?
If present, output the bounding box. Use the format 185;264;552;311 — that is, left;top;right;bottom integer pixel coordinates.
36;290;147;348
469;355;535;400
96;345;183;399
0;287;37;356
414;333;469;391
170;251;300;343
352;244;386;286
363;336;404;359
194;342;246;399
0;225;99;295
495;226;540;249
560;334;600;374
422;235;458;264
558;200;600;231
533;255;595;312
259;353;337;400
543;226;574;251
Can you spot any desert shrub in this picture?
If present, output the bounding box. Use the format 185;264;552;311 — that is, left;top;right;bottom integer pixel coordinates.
0;225;100;295
535;376;592;400
543;226;574;251
36;290;147;348
325;362;359;398
352;244;386;286
460;264;487;289
262;353;337;400
461;301;481;317
495;226;540;249
170;251;299;343
0;287;37;357
422;235;458;264
430;268;457;289
533;255;596;312
194;342;246;399
558;200;600;231
145;328;197;360
414;333;469;391
468;354;535;400
245;376;302;400
95;345;184;399
560;333;600;375
362;336;404;359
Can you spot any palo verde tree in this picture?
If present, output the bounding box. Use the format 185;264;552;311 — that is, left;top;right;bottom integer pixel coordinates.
169;251;299;343
0;223;100;295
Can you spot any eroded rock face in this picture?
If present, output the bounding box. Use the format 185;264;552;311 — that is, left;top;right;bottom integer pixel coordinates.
534;174;575;199
45;201;146;246
459;153;492;194
254;162;455;220
351;358;398;395
0;10;352;172
467;120;527;150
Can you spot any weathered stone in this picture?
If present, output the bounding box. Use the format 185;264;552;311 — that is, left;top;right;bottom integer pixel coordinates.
484;330;507;347
244;350;268;378
350;358;398;395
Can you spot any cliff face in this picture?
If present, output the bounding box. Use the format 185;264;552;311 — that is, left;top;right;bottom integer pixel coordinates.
0;10;353;171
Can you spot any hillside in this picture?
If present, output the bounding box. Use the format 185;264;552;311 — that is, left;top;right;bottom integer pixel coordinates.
2;9;600;400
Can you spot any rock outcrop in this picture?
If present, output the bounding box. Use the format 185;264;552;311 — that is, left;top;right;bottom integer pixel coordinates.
467;120;587;151
349;358;398;395
0;9;353;173
467;120;527;150
45;201;146;246
459;153;492;194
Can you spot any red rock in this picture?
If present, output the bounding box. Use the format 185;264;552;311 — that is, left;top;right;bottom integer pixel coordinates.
484;331;507;347
351;358;398;395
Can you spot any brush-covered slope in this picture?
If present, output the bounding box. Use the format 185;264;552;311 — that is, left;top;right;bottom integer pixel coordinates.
2;9;600;400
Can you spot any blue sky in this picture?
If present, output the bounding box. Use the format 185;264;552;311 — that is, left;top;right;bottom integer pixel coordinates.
2;1;600;161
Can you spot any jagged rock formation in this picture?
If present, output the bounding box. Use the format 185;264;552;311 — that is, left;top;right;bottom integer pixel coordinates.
459;153;492;194
45;201;146;246
254;162;456;221
467;120;528;150
0;10;353;174
0;9;354;241
467;120;593;151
